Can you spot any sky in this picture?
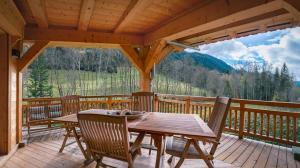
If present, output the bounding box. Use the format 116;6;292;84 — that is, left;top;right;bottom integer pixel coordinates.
188;27;300;80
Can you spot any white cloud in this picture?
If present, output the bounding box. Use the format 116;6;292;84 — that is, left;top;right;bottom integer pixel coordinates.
197;27;300;80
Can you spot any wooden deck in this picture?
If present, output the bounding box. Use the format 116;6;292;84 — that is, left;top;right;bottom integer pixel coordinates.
3;129;300;168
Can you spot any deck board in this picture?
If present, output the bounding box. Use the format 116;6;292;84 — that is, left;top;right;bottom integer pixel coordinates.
4;130;300;168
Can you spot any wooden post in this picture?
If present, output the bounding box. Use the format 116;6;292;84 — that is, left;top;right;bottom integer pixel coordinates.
185;97;191;114
139;71;151;91
107;96;112;110
238;102;245;139
154;94;159;112
16;72;23;144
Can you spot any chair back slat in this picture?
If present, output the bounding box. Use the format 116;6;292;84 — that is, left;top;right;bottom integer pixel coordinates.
208;97;231;140
78;114;130;161
61;95;80;116
132;92;155;112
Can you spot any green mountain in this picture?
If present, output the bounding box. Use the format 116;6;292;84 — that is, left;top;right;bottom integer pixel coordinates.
168;51;234;73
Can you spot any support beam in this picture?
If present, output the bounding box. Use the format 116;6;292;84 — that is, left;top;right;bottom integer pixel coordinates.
145;0;285;44
0;0;25;36
119;45;144;72
24;27;144;45
26;0;48;28
144;40;174;73
78;0;95;30
0;34;10;155
18;41;49;72
114;0;151;33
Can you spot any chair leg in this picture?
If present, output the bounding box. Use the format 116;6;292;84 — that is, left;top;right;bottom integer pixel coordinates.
175;158;185;168
59;127;70;153
192;140;214;168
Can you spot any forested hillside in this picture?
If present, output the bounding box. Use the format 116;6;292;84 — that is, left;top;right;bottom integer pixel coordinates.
23;47;300;102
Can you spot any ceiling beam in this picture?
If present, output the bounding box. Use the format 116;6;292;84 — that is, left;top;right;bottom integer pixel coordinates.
78;0;95;31
119;45;144;72
26;0;48;28
18;41;49;72
114;0;151;33
0;0;25;36
144;0;285;44
24;27;144;45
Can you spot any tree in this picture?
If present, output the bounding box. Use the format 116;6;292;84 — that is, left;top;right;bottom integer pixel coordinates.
279;63;293;101
26;54;53;97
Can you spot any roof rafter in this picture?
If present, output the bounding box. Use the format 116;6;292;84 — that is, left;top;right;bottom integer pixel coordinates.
0;0;25;36
114;0;152;33
145;0;286;44
26;0;48;28
282;0;300;21
24;27;144;45
78;0;95;31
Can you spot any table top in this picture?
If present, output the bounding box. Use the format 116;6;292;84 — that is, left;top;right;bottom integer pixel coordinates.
53;109;216;139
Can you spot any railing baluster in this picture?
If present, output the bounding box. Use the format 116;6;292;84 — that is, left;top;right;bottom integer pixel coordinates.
293;114;297;143
229;110;232;130
260;112;263;136
273;114;276;138
234;110;237;131
266;113;270;137
287;115;290;142
254;112;257;135
280;115;283;140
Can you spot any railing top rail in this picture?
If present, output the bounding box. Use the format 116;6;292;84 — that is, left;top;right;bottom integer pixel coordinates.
157;94;300;108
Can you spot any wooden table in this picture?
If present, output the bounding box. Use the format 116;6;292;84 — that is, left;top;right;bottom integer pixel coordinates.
53;109;216;168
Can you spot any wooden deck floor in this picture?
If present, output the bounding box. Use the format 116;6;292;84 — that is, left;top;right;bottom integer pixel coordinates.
3;129;300;168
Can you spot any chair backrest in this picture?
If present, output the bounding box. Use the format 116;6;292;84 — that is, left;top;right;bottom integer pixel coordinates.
61;95;80;116
208;96;231;140
131;92;155;112
78;113;130;161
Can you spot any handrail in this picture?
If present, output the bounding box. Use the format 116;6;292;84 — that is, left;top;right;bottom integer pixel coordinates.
22;94;300;146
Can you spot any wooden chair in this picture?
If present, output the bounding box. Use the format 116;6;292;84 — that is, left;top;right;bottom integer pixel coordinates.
78;113;142;168
59;95;83;153
165;97;231;168
131;92;157;155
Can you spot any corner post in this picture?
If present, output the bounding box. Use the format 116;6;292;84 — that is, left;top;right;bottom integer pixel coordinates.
238;101;245;139
139;71;151;91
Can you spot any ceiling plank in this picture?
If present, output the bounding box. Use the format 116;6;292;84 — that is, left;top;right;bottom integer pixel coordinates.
26;0;48;28
144;0;285;44
78;0;95;31
114;0;152;33
0;0;25;36
18;41;49;72
183;13;295;45
119;45;144;72
24;27;144;45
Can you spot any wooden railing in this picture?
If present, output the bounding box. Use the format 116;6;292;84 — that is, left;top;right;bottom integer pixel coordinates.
157;94;300;147
23;94;300;146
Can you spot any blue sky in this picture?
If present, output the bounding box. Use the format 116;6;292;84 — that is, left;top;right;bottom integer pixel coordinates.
191;27;300;80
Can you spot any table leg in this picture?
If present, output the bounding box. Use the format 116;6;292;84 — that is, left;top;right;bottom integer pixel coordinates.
151;134;165;168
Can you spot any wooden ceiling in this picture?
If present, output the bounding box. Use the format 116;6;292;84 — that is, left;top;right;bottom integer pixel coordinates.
10;0;300;46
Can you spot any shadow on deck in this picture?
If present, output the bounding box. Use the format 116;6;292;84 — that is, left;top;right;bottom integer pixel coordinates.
3;128;300;168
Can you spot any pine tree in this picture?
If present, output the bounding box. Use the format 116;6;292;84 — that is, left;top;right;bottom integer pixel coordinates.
279;63;292;101
272;67;280;101
26;54;53;97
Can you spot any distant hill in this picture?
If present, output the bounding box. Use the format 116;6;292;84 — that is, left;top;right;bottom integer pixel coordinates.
168;51;234;73
296;81;300;87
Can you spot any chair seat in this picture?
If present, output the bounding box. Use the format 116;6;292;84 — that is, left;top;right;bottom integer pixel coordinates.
166;137;209;159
